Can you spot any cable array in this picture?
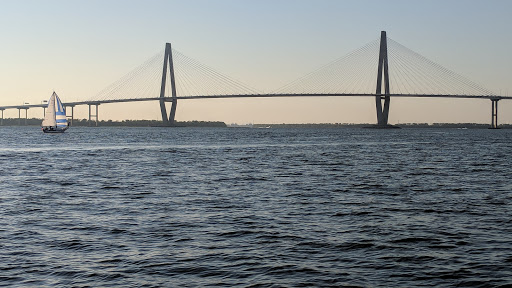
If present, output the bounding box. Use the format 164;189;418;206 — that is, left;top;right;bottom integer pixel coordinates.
89;48;262;101
172;49;261;96
272;37;495;97
387;38;495;96
89;50;164;102
87;37;495;102
273;40;380;95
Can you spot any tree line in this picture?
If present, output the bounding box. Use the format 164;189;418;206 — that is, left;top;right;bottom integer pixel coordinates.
0;118;227;127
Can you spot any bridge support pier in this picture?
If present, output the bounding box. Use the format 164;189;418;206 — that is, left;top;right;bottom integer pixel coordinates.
375;31;392;127
490;98;500;129
1;109;3;126
66;105;74;126
159;42;178;126
18;108;28;125
88;104;99;126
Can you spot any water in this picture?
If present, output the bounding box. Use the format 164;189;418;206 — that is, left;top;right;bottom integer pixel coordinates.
1;126;511;287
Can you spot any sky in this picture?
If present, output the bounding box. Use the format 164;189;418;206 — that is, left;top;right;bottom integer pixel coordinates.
1;0;511;124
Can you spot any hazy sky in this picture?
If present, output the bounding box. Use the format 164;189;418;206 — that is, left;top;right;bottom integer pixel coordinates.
1;0;511;124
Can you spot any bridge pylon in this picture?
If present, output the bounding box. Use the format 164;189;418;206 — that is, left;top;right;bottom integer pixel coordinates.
159;43;178;126
375;31;391;127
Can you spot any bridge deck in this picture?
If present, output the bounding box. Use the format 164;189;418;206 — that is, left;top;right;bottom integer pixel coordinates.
1;94;510;110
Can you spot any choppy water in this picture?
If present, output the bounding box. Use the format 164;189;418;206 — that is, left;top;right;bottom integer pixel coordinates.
1;126;511;287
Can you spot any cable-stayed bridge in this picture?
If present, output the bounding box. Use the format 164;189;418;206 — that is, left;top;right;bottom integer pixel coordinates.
2;31;509;128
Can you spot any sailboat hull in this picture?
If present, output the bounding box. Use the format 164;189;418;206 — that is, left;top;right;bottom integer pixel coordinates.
42;127;68;133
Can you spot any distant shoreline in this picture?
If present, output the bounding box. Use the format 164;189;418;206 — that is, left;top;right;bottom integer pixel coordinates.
1;118;510;129
253;123;512;129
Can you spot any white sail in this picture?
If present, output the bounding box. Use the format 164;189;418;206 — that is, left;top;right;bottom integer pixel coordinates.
41;92;57;127
54;93;68;128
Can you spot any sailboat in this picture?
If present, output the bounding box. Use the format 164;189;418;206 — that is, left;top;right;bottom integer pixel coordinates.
41;92;69;133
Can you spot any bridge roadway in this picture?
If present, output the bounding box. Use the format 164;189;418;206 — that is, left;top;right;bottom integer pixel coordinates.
1;93;510;110
1;93;509;128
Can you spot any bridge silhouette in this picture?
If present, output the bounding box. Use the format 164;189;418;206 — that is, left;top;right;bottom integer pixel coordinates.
1;31;509;128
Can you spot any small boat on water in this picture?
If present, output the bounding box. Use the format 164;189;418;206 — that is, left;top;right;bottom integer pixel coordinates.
41;92;69;133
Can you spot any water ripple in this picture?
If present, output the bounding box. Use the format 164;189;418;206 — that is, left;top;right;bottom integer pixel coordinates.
1;127;512;287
